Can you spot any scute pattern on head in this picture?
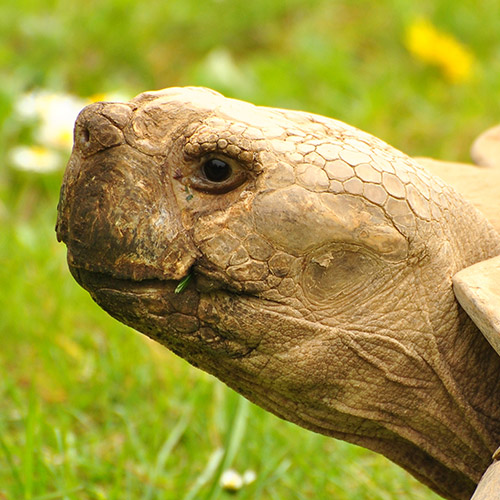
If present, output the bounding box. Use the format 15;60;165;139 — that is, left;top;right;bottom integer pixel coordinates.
57;87;500;500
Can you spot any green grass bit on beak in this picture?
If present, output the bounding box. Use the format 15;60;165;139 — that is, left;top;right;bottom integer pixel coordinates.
175;273;192;294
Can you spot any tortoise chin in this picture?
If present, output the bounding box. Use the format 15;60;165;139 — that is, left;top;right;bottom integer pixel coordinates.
67;264;258;362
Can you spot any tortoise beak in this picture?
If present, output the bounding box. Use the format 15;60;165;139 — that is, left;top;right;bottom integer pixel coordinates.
56;101;199;283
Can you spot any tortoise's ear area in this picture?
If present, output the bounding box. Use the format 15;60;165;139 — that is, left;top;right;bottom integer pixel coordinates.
453;255;500;356
252;186;409;261
471;124;500;168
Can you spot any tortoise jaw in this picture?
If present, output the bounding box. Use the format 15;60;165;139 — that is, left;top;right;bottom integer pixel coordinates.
68;265;258;361
68;265;202;340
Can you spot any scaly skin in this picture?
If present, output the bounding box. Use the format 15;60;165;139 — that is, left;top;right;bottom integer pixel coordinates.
56;87;500;500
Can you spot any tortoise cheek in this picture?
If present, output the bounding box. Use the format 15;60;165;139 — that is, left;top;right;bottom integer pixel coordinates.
252;185;408;261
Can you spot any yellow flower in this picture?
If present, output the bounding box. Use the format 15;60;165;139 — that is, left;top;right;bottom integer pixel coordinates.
404;19;474;83
55;335;84;360
88;91;130;103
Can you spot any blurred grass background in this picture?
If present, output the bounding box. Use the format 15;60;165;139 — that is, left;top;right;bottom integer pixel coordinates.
1;0;499;498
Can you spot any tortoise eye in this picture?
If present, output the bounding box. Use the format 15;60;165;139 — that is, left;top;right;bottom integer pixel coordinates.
189;156;248;194
202;158;232;183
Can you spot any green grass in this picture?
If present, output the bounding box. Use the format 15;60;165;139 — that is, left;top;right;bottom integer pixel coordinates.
2;0;499;498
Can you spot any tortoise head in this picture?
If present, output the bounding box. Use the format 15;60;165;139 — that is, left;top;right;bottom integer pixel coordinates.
56;87;500;500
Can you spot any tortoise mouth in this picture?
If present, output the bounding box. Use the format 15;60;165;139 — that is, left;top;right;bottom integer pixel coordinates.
68;261;232;298
68;266;180;295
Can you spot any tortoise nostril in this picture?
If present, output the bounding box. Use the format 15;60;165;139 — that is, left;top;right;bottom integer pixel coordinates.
81;126;91;144
72;103;130;156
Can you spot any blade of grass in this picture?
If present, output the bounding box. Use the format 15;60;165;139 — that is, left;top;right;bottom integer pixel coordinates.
175;274;192;294
115;408;148;465
143;411;191;500
23;385;39;500
0;433;24;496
52;427;81;497
31;486;85;500
218;396;250;474
182;448;225;500
252;455;292;497
205;395;250;500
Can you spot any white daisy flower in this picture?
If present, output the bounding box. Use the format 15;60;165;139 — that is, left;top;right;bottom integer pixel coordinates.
220;468;257;492
220;469;244;491
35;92;87;150
242;469;257;485
11;89;130;172
9;145;61;173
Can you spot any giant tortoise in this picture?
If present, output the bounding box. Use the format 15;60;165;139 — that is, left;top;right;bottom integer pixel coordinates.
56;87;500;499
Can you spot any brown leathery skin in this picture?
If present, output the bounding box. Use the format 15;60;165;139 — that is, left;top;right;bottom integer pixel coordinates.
56;87;500;500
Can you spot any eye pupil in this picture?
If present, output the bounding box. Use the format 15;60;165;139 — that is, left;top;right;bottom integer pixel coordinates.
202;158;232;182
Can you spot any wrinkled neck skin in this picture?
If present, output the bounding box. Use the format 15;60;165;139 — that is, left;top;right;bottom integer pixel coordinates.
57;89;500;500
